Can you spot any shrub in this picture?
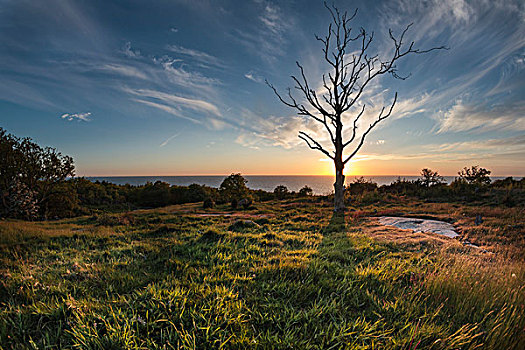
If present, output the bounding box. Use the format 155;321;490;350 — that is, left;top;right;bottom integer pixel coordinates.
347;177;378;195
133;181;170;207
299;185;313;196
273;185;289;199
4;178;39;220
238;198;253;209
420;168;445;187
41;182;80;219
458;165;491;186
203;197;215;209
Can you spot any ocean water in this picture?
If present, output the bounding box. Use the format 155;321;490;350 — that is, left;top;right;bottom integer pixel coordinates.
84;175;509;195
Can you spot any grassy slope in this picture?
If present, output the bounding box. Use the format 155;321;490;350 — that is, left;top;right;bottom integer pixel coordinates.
0;199;523;349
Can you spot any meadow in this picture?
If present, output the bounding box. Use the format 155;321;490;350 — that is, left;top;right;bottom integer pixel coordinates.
0;197;523;349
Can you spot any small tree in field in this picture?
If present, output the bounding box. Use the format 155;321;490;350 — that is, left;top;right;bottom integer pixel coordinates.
273;185;289;199
219;173;249;204
420;168;445;187
458;166;491;186
267;3;445;212
299;185;313;197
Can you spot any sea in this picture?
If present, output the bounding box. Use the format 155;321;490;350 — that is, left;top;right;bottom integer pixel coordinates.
86;175;512;195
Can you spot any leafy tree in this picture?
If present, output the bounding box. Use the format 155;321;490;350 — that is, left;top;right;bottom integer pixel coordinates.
274;185;289;199
43;182;80;218
5;178;39;220
186;184;210;203
219;173;249;203
299;185;313;196
458;166;491;186
134;181;171;207
420;168;445;187
267;3;445;212
0;127;75;218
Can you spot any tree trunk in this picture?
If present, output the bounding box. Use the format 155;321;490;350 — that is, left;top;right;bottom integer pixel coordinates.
333;162;345;212
333;115;345;212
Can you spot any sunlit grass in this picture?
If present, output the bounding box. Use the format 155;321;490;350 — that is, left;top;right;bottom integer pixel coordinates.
0;200;523;349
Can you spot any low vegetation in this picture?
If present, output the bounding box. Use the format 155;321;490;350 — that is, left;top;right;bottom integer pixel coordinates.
1;128;524;348
1;197;523;349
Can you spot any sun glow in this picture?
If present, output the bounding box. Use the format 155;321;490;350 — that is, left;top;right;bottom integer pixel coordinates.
316;158;369;176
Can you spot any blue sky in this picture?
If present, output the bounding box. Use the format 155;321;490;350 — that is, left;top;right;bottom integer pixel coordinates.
1;0;524;176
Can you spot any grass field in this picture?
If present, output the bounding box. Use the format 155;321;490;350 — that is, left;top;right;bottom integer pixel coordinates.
0;198;524;349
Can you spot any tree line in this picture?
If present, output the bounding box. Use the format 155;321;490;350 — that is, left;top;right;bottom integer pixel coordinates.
1;127;523;220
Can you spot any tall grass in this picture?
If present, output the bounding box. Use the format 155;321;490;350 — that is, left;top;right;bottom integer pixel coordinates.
0;200;523;349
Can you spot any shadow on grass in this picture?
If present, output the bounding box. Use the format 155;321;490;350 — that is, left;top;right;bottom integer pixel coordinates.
322;211;346;234
4;209;518;349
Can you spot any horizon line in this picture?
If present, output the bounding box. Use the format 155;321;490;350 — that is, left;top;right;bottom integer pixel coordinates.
77;174;524;178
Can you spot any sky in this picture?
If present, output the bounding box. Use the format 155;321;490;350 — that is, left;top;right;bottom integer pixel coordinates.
0;0;524;177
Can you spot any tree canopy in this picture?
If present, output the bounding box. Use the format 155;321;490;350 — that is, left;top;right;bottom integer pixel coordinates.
0;127;75;219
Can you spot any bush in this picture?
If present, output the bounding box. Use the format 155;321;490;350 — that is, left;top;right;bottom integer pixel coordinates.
347;177;378;195
273;185;289;199
41;182;80;219
238;198;253;209
203;197;215;209
299;185;313;196
420;168;445;187
458;165;491;186
4;178;39;220
133;181;171;207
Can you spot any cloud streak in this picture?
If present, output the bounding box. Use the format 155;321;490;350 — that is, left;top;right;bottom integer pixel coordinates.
244;70;264;83
132;99;202;124
121;42;141;58
160;132;181;147
61;112;92;122
166;45;223;68
437;100;525;133
126;88;222;116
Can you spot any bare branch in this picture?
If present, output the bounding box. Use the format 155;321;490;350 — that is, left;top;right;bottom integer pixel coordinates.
342;104;365;149
343;93;397;164
298;131;334;160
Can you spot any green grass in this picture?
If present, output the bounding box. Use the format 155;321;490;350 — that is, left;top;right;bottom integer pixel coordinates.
0;200;523;349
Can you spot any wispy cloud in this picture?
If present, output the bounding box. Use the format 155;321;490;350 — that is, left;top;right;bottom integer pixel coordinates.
132;99;202;124
436;100;525;133
98;63;148;79
153;56;221;94
348;135;525;168
259;3;286;38
160;132;181;147
377;0;525;135
125;88;222;116
166;45;223;68
61;112;91;122
234;108;326;150
244;70;264;83
121;42;141;58
426;135;525;153
233;1;293;62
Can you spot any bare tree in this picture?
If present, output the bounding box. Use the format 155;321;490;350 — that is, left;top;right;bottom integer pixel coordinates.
267;3;446;212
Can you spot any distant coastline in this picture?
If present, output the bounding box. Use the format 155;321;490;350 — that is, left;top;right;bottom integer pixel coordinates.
86;175;514;195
